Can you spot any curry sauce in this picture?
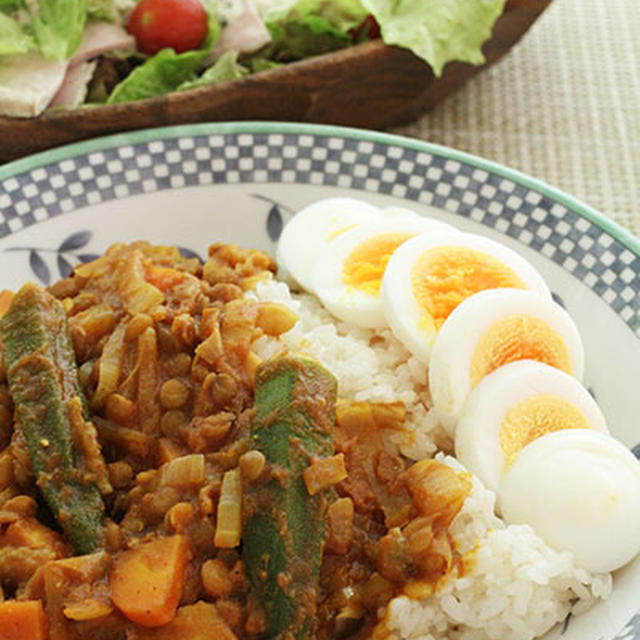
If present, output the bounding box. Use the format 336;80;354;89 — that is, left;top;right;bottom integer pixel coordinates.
0;242;471;640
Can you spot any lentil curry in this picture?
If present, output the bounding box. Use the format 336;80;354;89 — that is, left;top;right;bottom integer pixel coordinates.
0;242;471;640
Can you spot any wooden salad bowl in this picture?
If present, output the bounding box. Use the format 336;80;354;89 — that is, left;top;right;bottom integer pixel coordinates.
0;0;553;163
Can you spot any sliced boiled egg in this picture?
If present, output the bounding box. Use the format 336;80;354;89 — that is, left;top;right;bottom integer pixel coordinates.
429;288;585;429
381;232;551;363
454;360;607;494
311;217;455;328
276;197;382;291
500;429;640;573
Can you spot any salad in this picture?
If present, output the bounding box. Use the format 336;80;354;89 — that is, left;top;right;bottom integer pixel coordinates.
0;0;506;118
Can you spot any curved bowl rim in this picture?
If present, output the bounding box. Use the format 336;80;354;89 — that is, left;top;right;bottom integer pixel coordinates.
1;120;638;258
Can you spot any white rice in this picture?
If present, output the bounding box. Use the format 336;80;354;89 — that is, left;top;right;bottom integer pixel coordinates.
250;278;442;460
249;277;612;640
384;456;611;640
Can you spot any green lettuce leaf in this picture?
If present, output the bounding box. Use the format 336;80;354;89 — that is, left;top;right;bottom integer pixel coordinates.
203;10;221;52
263;0;368;61
0;11;34;55
247;57;284;73
107;48;208;103
0;0;24;8
86;0;117;22
178;50;248;91
361;0;506;76
31;0;86;59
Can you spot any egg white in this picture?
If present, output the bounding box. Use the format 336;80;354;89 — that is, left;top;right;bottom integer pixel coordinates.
380;206;422;220
381;232;551;363
276;197;382;292
499;429;640;573
454;360;607;494
311;217;455;328
429;288;585;430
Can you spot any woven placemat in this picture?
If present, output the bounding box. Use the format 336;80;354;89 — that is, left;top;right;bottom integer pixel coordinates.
393;0;640;238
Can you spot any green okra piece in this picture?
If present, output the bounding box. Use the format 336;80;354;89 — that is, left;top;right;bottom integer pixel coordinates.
0;283;105;554
243;354;337;640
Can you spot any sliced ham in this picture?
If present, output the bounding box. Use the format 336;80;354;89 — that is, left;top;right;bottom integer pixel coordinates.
70;21;135;68
0;22;135;118
0;53;68;118
49;61;98;109
213;0;271;60
0;21;134;118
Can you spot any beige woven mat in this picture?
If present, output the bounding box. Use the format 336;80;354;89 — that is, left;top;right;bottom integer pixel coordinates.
392;0;640;238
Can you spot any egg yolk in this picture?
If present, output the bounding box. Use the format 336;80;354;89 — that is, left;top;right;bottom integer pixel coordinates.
500;394;590;466
343;232;415;295
470;315;572;388
410;247;526;329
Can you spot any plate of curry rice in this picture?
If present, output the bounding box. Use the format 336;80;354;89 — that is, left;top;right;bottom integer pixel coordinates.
0;122;638;640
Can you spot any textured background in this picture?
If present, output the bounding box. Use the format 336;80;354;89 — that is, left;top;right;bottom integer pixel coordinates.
393;0;640;237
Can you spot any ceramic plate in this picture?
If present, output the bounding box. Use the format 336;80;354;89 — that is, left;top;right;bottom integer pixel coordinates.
0;122;638;640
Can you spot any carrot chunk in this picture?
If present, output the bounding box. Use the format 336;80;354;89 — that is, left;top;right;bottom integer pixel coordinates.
0;291;14;320
129;601;238;640
110;535;192;627
0;600;47;640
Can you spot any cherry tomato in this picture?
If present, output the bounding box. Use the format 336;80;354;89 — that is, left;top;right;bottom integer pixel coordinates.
127;0;209;56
